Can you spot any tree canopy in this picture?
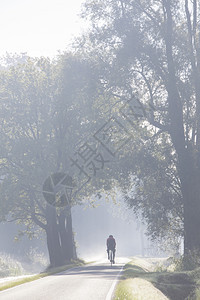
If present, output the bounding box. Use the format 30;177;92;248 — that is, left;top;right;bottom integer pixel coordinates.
1;0;200;267
79;0;200;257
0;53;105;266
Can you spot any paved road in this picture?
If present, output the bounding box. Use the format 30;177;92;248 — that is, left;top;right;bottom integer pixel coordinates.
0;257;130;300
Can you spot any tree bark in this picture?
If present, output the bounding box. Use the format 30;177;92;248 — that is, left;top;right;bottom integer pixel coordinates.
180;160;200;254
163;0;200;255
58;206;76;261
45;205;64;267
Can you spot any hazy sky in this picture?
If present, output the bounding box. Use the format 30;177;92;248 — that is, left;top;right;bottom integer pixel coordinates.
0;0;86;58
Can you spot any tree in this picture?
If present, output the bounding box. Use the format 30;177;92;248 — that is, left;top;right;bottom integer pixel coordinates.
80;0;200;256
0;53;101;267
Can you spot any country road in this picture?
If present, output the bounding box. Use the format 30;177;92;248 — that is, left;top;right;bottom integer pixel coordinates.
0;257;130;300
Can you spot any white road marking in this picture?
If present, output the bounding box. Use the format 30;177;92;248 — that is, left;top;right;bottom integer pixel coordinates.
105;265;124;300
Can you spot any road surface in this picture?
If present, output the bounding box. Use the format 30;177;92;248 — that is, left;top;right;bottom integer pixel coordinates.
0;257;130;300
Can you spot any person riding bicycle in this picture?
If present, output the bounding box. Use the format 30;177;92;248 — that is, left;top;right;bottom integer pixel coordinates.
106;235;116;263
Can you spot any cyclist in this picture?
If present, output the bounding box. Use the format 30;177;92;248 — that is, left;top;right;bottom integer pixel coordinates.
106;235;116;263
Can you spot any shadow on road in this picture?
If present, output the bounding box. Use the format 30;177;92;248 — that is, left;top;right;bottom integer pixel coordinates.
54;264;122;280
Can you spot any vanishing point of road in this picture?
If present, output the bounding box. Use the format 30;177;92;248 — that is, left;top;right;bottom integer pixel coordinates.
0;257;130;300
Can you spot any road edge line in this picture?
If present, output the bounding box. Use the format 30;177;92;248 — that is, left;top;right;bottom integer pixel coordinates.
105;265;124;300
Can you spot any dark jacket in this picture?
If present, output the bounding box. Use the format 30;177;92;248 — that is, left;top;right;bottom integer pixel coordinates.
107;236;116;250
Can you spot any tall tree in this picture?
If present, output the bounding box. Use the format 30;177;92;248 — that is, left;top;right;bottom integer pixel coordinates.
0;53;100;266
80;0;200;256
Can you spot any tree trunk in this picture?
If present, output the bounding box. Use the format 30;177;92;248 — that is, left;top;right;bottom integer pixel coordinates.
58;206;76;262
163;0;200;256
45;205;64;267
169;127;200;255
180;162;200;254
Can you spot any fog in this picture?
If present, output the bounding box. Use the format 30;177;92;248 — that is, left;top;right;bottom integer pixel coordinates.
73;196;150;262
0;191;166;265
0;223;46;256
0;222;48;275
0;199;146;260
0;188;172;282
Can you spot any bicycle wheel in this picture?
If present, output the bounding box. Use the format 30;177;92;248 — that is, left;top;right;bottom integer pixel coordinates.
110;250;113;267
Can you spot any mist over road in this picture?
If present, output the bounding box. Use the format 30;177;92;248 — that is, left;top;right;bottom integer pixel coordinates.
0;257;130;300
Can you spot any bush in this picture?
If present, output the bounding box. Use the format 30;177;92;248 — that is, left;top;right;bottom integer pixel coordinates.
22;247;48;273
0;253;24;277
175;250;200;271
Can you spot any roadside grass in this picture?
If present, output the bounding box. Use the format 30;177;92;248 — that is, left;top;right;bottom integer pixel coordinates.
0;259;85;292
113;278;139;300
187;267;200;299
113;258;196;300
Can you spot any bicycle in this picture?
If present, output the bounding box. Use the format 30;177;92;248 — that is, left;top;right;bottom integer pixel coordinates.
108;249;114;266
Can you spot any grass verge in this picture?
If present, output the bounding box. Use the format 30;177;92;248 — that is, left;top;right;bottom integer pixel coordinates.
0;259;84;292
113;258;196;300
186;267;200;299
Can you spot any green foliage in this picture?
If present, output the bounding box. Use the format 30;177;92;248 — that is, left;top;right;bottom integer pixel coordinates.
175;251;200;272
22;247;48;273
79;0;200;254
0;51;117;265
0;253;24;277
0;52;103;223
